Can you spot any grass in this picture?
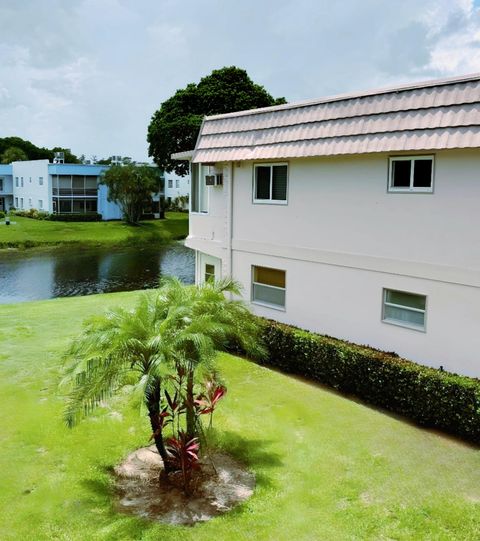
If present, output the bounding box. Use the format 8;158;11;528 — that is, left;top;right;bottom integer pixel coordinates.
0;291;479;540
0;212;188;249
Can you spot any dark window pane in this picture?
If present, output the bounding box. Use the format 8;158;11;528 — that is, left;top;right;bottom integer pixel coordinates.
272;165;287;200
191;164;199;212
59;199;72;213
254;266;286;288
85;199;97;213
73;199;85;213
385;290;426;310
392;160;411;187
413;159;432;188
255;167;271;199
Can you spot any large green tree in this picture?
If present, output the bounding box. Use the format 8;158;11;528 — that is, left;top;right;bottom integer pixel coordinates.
147;66;286;176
99;164;162;225
1;146;28;163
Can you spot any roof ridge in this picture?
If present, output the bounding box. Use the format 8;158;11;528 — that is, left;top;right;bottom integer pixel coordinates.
203;72;480;122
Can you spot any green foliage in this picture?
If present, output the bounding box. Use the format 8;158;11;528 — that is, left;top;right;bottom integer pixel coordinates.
13;208;50;220
0;137;80;163
0;211;5;220
100;164;161;224
147;66;286;175
260;320;480;443
1;146;28;163
46;213;102;222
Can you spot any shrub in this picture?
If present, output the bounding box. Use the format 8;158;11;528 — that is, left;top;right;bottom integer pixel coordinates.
0;211;5;220
47;213;102;222
259;320;480;444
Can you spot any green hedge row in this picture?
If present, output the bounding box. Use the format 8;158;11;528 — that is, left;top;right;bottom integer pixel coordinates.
258;320;480;443
47;213;102;222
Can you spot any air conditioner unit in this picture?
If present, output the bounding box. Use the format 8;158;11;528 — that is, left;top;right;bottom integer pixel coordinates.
205;175;215;186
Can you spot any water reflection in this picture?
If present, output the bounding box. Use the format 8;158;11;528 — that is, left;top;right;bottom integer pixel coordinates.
0;242;194;304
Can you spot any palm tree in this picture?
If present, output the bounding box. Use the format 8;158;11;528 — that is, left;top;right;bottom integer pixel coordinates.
61;277;265;472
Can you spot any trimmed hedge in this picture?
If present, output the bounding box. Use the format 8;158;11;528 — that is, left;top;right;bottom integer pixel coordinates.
47;213;102;222
259;320;480;444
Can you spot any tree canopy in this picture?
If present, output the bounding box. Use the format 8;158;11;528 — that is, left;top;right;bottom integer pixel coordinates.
1;146;28;164
99;164;162;224
0;136;80;163
147;66;286;176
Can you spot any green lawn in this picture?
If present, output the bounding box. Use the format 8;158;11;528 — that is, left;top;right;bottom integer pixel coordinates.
0;212;188;249
0;292;479;540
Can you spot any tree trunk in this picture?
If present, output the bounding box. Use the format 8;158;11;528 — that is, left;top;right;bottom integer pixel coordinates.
146;377;172;474
186;367;196;438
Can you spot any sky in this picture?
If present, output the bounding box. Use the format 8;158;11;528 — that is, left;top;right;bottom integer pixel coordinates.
0;0;479;163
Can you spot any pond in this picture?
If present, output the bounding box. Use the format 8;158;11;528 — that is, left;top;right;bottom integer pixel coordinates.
0;242;195;304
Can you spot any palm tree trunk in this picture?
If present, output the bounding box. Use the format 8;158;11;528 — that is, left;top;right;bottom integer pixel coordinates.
186;367;196;438
146;377;171;474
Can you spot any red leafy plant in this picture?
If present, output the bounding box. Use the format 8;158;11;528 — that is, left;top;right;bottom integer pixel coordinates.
166;431;200;495
195;378;227;429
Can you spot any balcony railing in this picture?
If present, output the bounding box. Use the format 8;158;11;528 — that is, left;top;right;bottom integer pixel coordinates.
53;188;98;196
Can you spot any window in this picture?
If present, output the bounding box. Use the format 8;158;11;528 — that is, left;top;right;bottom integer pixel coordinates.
20;177;24;187
38;200;43;210
20;198;24;209
28;198;32;208
253;163;288;204
252;266;286;309
191;164;208;213
15;177;18;187
0;179;3;191
205;263;215;282
382;289;426;330
389;156;434;192
29;177;32;183
168;179;173;188
39;176;44;186
176;179;180;188
15;197;18;207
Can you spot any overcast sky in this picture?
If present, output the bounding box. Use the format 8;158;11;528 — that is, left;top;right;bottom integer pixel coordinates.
0;0;479;162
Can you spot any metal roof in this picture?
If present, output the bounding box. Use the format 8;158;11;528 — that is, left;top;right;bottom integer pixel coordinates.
190;73;480;163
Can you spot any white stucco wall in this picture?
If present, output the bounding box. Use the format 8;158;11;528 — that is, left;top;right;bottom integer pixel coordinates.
165;171;190;206
187;150;480;376
12;160;50;212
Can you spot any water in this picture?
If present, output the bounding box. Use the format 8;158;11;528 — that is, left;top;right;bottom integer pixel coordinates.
0;243;195;304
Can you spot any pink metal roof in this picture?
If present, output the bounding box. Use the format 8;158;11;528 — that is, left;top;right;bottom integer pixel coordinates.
190;74;480;163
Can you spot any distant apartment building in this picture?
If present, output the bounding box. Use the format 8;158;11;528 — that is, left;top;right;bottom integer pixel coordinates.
164;171;190;208
0;160;165;220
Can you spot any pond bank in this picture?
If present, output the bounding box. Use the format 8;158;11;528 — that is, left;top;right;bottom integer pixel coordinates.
0;211;188;250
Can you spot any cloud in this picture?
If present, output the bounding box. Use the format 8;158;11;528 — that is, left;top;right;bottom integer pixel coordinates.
0;0;478;162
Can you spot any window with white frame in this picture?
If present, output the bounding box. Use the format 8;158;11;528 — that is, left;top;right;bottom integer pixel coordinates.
252;265;286;308
253;163;288;203
21;177;24;187
168;179;173;188
20;198;24;209
382;289;426;330
28;198;32;208
15;197;18;207
39;177;44;186
389;156;434;192
0;179;3;191
15;177;18;187
191;163;208;213
38;200;43;210
204;263;215;282
176;179;180;188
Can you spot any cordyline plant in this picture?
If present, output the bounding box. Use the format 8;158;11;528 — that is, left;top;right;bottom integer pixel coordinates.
61;277;265;491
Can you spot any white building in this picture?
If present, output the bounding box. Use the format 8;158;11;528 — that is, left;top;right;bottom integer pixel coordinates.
164;171;190;208
175;73;480;377
1;160;164;220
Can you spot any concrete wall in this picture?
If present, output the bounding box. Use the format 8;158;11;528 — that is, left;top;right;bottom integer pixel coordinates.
187;150;480;376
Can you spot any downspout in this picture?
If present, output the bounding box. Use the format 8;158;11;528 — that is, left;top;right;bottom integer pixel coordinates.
227;162;233;281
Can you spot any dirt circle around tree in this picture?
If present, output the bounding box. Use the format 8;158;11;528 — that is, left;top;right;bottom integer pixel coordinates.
113;445;255;525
